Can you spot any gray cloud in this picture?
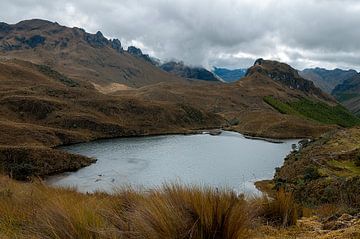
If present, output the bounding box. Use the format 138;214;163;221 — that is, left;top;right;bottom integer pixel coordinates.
1;0;360;70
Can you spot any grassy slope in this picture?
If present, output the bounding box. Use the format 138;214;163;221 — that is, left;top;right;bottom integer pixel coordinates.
263;96;360;127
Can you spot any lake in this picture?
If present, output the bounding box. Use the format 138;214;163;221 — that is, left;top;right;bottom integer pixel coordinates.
47;131;299;194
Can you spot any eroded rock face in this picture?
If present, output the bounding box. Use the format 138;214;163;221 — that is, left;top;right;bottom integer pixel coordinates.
127;46;143;56
85;31;108;47
127;46;157;64
110;38;123;52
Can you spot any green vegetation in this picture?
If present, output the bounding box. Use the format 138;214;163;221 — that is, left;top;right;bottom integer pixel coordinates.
355;155;360;167
327;160;360;177
264;96;360;127
303;165;321;181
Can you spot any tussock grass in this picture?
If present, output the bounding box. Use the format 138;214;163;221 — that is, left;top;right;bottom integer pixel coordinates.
0;177;299;239
257;188;299;227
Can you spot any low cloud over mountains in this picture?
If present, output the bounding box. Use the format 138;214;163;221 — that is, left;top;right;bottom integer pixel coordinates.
1;0;360;70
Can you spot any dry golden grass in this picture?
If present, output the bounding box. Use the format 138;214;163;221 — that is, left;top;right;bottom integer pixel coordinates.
1;177;358;239
0;178;256;239
255;188;299;227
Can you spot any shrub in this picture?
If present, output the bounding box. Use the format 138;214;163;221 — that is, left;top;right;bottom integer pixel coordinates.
355;154;360;167
303;165;321;181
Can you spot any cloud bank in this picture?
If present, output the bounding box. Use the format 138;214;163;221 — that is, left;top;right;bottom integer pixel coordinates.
1;0;360;70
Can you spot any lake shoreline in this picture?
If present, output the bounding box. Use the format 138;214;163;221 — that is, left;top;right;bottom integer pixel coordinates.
47;131;299;195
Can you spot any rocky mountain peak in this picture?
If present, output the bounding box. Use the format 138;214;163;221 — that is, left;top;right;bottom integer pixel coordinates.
110;38;122;52
127;46;143;56
84;30;108;47
127;46;157;64
246;59;333;101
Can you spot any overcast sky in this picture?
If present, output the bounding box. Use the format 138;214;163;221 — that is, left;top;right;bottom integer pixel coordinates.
1;0;360;70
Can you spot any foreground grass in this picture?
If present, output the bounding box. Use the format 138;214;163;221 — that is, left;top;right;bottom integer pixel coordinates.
0;176;301;239
1;176;359;238
263;96;360;127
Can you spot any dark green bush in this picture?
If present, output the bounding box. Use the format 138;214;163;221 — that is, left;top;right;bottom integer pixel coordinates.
355;155;360;167
303;166;320;181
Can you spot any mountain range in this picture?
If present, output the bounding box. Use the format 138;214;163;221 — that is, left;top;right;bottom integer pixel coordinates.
300;67;360;115
299;67;357;94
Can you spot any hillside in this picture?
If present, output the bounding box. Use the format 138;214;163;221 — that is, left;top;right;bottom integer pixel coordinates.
213;67;247;82
269;127;360;210
0;59;222;179
128;59;357;139
300;68;357;94
160;61;221;82
0;19;186;88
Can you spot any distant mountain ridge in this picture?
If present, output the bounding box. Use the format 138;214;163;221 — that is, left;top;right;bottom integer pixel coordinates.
300;67;357;94
212;67;247;82
300;67;360;115
160;61;221;82
332;73;360;115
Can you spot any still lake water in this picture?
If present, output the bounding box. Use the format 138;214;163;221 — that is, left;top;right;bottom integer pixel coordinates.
47;131;299;194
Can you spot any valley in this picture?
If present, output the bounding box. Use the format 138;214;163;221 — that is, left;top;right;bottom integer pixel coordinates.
0;18;359;239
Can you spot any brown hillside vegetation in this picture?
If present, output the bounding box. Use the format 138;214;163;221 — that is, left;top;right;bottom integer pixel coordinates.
0;178;359;239
1;53;356;178
0;54;352;178
273;127;360;209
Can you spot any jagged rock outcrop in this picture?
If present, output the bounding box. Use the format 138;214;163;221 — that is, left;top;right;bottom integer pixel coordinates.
110;38;122;52
84;31;108;47
126;46;157;64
